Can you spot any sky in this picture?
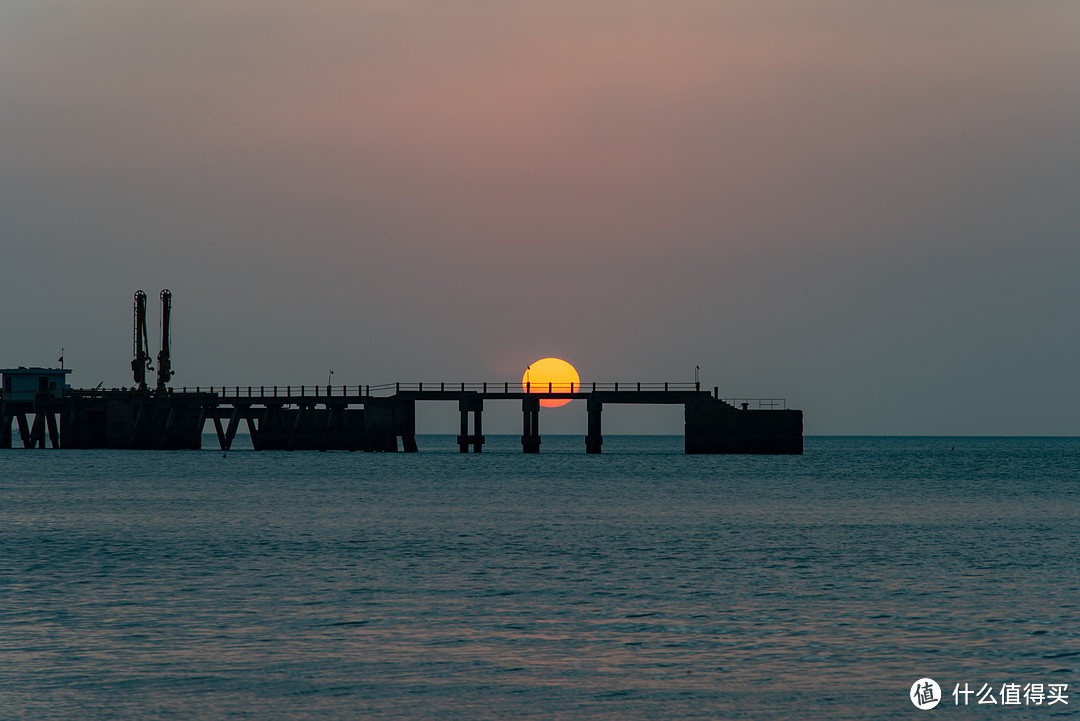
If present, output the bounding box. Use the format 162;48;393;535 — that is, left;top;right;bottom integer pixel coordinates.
2;1;1078;435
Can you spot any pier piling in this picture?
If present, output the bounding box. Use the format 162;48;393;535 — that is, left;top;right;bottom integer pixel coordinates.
586;399;603;454
521;397;541;453
457;396;484;452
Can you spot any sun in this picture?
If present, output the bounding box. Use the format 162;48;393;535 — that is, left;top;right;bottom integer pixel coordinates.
522;357;580;408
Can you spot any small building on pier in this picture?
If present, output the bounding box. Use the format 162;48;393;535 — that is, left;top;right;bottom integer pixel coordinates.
1;367;71;402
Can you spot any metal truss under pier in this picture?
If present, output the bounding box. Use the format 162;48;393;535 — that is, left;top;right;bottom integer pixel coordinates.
2;383;802;454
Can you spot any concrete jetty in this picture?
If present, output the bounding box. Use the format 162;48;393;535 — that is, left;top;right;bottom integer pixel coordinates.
2;378;802;454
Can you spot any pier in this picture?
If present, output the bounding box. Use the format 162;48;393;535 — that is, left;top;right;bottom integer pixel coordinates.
2;380;802;454
2;291;802;454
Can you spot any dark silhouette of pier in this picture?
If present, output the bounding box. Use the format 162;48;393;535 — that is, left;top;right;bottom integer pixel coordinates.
2;381;802;454
2;292;802;454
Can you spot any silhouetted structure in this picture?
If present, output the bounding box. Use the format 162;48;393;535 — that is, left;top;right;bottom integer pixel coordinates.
2;291;802;453
155;290;174;392
131;291;152;391
3;382;802;454
0;367;72;449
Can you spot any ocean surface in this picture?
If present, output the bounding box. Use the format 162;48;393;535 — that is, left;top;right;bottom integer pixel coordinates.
1;435;1077;720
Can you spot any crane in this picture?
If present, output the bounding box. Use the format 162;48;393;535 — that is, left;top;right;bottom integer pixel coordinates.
131;290;152;390
156;289;174;391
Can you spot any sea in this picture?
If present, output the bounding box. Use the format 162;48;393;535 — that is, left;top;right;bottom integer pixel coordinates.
1;435;1077;720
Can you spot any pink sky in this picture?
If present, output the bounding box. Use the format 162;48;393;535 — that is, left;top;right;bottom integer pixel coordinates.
2;0;1079;433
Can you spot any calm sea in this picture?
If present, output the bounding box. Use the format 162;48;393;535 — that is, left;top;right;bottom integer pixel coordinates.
1;436;1077;720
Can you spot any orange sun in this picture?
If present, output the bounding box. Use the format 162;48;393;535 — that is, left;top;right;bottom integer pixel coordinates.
522;357;580;408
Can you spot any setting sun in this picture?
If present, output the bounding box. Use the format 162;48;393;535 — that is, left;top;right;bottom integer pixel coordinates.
522;358;580;408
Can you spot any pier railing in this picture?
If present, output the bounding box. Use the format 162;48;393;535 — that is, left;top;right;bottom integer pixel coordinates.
173;381;703;397
372;381;703;395
59;385;786;410
57;385;785;410
722;398;787;410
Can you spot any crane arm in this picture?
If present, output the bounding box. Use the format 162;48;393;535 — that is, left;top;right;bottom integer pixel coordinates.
131;290;151;390
156;289;174;391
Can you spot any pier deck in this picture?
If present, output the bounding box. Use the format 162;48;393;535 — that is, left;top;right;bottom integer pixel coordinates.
2;382;802;454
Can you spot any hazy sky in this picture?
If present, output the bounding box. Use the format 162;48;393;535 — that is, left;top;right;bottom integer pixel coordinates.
2;1;1078;435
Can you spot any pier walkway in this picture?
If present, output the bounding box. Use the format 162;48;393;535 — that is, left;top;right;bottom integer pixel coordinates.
2;381;801;454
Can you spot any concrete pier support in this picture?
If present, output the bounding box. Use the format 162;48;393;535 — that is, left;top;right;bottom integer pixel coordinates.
212;415;227;450
521;397;541;453
457;401;467;452
685;397;803;454
29;413;47;448
585;399;603;454
15;413;30;447
46;413;60;448
0;412;11;449
224;407;243;451
397;399;418;452
457;397;484;453
245;409;261;451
